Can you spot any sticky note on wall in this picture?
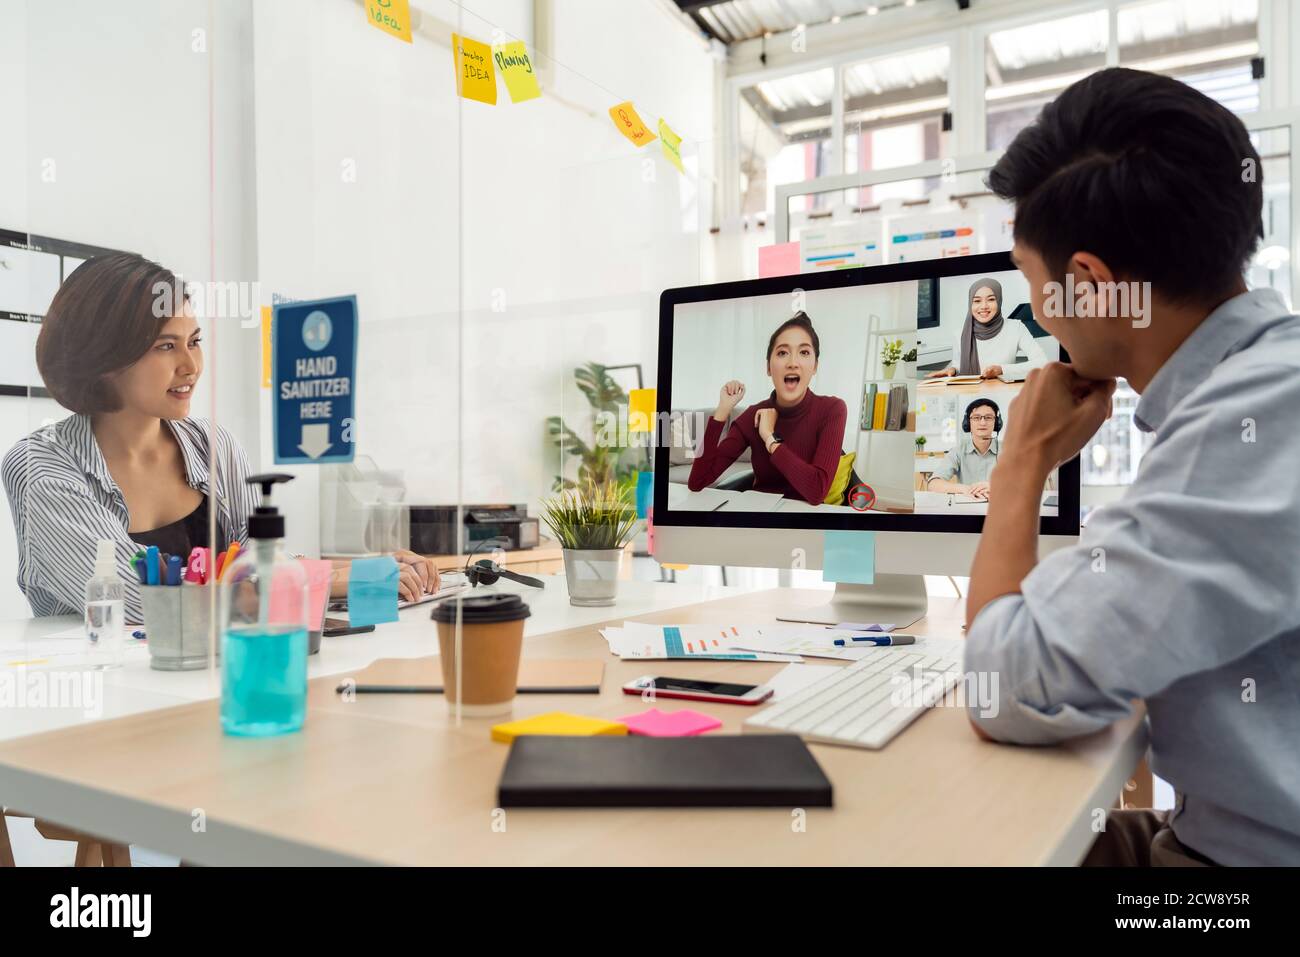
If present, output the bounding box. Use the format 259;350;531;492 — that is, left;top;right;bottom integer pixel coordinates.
365;0;412;43
493;41;541;103
628;388;656;433
260;306;272;389
823;530;875;584
609;101;656;147
453;33;497;105
348;556;400;626
658;119;684;173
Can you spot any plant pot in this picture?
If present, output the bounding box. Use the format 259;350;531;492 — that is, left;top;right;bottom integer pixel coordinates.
882;363;897;380
903;360;917;379
562;548;623;606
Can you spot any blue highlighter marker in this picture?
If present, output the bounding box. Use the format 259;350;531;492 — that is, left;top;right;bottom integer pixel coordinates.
145;545;160;586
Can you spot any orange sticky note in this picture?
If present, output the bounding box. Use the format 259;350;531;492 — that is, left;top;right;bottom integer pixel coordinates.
609;101;656;147
453;33;497;105
260;306;272;389
629;388;656;434
658;119;683;173
365;0;412;43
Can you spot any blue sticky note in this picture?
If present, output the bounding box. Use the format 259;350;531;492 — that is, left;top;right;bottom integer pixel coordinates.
635;470;653;519
348;556;399;626
823;530;875;584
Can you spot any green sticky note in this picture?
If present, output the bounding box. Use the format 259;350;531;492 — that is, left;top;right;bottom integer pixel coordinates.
823;530;875;584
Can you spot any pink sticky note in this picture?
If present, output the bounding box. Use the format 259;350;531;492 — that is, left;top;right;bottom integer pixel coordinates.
758;241;799;278
264;559;332;630
617;708;722;737
299;559;333;632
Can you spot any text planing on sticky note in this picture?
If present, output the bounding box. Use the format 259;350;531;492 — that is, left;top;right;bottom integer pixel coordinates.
493;40;541;103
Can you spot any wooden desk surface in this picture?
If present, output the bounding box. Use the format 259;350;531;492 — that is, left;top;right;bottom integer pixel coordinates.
0;588;1145;866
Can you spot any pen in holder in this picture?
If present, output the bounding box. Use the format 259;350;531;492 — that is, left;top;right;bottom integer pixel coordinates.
141;584;218;671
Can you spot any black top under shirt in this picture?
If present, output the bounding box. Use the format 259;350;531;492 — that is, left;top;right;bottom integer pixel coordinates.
130;497;223;557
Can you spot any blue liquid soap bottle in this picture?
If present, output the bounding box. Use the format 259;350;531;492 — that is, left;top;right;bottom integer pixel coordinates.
220;473;309;737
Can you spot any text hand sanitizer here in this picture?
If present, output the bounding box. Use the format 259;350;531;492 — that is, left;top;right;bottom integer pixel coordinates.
280;355;352;420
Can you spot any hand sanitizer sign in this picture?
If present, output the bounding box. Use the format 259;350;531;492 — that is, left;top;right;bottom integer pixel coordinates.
272;295;358;464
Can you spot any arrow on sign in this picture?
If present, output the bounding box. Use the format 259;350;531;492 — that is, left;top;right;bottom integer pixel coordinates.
298;423;333;459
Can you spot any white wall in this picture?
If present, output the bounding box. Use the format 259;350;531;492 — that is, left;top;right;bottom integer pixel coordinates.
0;0;259;618
252;0;717;545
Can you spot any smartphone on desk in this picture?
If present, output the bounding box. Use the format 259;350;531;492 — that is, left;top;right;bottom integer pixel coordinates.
323;618;375;638
622;676;773;705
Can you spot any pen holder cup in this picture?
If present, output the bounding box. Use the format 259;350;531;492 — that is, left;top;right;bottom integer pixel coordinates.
142;584;218;671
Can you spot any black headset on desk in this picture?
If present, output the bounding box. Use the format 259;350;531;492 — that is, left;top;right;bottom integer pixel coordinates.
462;537;545;590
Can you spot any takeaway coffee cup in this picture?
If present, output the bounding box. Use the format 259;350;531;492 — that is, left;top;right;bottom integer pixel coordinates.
429;593;531;716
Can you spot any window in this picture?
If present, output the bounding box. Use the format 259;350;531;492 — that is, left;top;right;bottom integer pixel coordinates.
1118;0;1260;114
739;68;835;216
843;45;950;206
985;10;1109;153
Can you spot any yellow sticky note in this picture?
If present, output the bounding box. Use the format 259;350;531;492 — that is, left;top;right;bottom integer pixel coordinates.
658;119;683;173
365;0;412;43
452;33;497;105
493;41;541;103
260;306;272;389
609;101;656;148
629;388;656;434
491;711;628;744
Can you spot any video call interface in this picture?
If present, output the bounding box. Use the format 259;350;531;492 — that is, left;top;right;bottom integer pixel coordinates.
666;267;1061;517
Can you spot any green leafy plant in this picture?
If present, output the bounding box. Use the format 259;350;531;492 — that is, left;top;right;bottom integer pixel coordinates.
545;362;641;493
880;338;904;366
915;435;927;450
540;480;638;551
903;346;918;363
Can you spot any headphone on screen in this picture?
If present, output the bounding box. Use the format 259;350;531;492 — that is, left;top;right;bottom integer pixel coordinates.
962;398;1002;434
463;538;545;590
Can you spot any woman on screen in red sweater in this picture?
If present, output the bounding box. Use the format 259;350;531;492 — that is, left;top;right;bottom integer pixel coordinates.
688;312;847;506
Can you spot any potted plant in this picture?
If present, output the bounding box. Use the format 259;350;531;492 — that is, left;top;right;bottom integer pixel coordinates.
903;346;918;379
915;435;927;455
880;338;904;379
540;480;638;607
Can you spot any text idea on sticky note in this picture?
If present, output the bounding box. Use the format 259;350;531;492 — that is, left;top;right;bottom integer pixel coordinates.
365;0;412;43
823;530;875;585
452;33;497;105
658;119;684;173
628;387;656;434
609;101;656;147
493;40;541;103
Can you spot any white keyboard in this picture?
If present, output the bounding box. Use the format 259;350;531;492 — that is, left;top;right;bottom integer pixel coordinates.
744;646;964;750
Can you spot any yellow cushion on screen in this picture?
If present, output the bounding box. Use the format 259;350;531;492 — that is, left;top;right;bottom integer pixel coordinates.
824;452;856;505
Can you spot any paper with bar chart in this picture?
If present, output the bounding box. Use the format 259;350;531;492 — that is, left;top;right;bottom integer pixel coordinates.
600;622;801;662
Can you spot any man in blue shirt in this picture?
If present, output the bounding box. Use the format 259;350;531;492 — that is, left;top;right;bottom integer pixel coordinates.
967;67;1300;865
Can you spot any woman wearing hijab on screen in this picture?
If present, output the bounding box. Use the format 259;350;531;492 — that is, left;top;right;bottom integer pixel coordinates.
926;277;1047;379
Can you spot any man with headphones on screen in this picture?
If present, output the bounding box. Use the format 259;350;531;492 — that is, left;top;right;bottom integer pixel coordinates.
927;398;1000;500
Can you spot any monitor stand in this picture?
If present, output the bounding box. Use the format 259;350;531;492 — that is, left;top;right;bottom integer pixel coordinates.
775;573;929;629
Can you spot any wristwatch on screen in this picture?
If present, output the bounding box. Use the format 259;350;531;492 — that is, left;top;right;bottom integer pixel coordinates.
766;434;782;455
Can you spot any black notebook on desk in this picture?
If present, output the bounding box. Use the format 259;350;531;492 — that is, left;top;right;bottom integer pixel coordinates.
497;735;833;808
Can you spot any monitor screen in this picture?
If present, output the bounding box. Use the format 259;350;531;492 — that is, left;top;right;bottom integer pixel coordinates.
654;252;1078;535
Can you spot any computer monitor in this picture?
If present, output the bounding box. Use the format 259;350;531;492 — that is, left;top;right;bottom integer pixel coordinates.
652;251;1079;626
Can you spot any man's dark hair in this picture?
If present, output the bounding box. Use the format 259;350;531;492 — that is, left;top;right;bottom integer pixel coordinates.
987;67;1262;304
966;397;999;421
36;253;183;414
766;312;820;362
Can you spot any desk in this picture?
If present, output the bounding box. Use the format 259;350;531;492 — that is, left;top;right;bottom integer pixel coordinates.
0;580;1144;866
918;378;1023;401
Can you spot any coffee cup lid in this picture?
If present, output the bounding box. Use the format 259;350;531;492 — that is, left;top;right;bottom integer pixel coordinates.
429;591;531;624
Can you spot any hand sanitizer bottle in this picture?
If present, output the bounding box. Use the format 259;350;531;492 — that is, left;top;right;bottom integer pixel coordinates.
85;539;125;669
220;473;308;737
